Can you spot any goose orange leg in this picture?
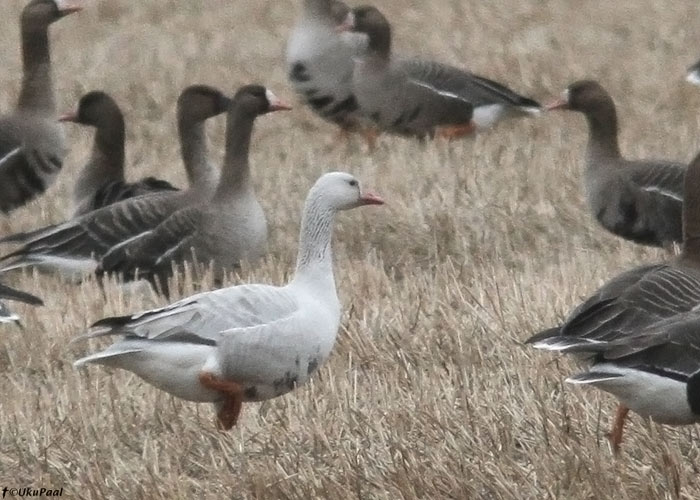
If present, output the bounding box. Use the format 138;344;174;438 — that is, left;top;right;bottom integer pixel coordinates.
198;372;244;430
606;405;629;453
435;122;476;140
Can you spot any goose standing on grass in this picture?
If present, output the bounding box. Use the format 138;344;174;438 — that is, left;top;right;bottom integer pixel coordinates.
546;80;686;247
0;85;231;276
73;172;384;430
97;85;292;295
60;91;178;216
526;150;700;452
0;282;43;324
686;59;700;86
338;6;540;138
0;0;82;214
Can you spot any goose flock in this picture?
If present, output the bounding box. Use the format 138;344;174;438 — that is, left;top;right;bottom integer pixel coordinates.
2;0;700;457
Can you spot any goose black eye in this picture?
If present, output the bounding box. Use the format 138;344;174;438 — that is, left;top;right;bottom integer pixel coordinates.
348;180;358;187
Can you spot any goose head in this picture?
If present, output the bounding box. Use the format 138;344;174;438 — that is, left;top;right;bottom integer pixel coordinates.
177;85;233;123
230;85;292;117
338;5;391;56
546;80;614;114
312;172;384;210
59;91;121;128
22;0;82;27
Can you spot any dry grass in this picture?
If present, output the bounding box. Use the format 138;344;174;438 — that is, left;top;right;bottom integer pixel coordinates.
1;0;700;498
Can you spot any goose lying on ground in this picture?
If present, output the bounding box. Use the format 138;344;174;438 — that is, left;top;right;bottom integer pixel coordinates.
0;282;43;324
60;91;178;216
74;172;384;430
97;85;291;295
527;150;700;452
546;80;686;247
0;0;82;214
338;5;539;138
0;85;231;276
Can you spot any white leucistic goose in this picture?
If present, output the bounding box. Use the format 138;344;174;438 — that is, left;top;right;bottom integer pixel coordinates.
340;6;540;138
546;80;686;247
0;0;82;213
0;85;231;276
61;91;178;216
0;282;43;324
686;59;700;86
97;85;291;295
527;150;700;452
73;172;384;429
287;0;364;135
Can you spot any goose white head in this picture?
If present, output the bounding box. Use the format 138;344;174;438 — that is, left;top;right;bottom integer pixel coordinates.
310;172;384;210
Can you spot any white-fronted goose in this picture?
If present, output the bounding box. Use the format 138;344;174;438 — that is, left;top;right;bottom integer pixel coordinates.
0;0;82;213
0;85;231;276
340;6;540;138
546;80;686;247
97;85;291;294
74;172;384;429
687;59;700;86
286;0;363;134
0;282;43;324
527;150;700;451
61;91;178;216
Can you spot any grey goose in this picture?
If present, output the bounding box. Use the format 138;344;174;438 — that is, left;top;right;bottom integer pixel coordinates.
0;282;43;324
527;150;700;451
546;80;686;247
0;85;231;276
74;172;384;430
0;0;82;213
97;85;292;295
61;91;178;216
339;6;540;138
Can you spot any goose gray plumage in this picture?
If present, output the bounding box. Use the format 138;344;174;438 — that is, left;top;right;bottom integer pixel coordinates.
0;0;82;214
340;5;540;138
0;282;43;324
687;59;700;86
60;91;178;216
0;85;231;276
97;85;291;295
546;80;686;247
73;172;384;430
527;150;700;451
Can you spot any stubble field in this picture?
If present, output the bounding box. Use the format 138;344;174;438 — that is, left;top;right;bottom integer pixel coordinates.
2;0;700;498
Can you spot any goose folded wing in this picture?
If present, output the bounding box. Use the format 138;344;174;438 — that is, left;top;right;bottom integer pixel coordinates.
0;283;43;305
627;161;686;202
88;177;179;213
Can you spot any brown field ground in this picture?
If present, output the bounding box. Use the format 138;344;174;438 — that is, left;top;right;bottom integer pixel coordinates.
2;0;700;498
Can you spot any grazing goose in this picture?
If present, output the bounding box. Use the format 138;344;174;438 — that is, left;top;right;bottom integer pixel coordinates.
687;59;700;86
0;0;82;214
0;282;43;324
61;91;178;216
286;0;364;135
0;85;231;276
73;172;385;429
527;150;700;451
97;85;291;294
546;80;686;247
339;6;540;138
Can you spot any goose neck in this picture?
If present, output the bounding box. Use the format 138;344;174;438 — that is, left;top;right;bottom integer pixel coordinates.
178;119;216;195
584;104;621;163
682;157;700;259
294;196;337;290
213;104;255;202
18;23;54;113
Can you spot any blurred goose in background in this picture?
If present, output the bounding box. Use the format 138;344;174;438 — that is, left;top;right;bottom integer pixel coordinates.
97;85;291;295
74;172;385;430
339;5;540;138
286;0;368;137
0;0;82;214
546;80;686;247
686;59;700;86
61;91;178;216
0;282;43;324
527;150;700;452
0;85;231;276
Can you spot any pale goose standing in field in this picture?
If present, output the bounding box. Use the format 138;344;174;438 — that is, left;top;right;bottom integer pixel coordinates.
686;59;700;86
0;282;43;324
97;85;291;295
339;6;540;138
546;80;686;247
527;150;700;452
0;0;82;213
74;172;385;429
61;91;178;216
0;86;231;276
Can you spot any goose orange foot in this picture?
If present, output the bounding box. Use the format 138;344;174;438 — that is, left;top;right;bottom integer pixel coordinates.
606;404;629;454
435;122;476;140
198;372;244;430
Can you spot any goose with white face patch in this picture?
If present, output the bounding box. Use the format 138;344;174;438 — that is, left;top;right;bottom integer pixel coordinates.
0;86;231;278
526;150;700;452
60;91;179;217
0;282;43;325
546;80;687;247
0;0;82;214
339;5;540;139
73;172;384;430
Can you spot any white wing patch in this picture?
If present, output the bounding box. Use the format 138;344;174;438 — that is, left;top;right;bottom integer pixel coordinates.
0;147;21;168
641;185;683;202
408;79;472;105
